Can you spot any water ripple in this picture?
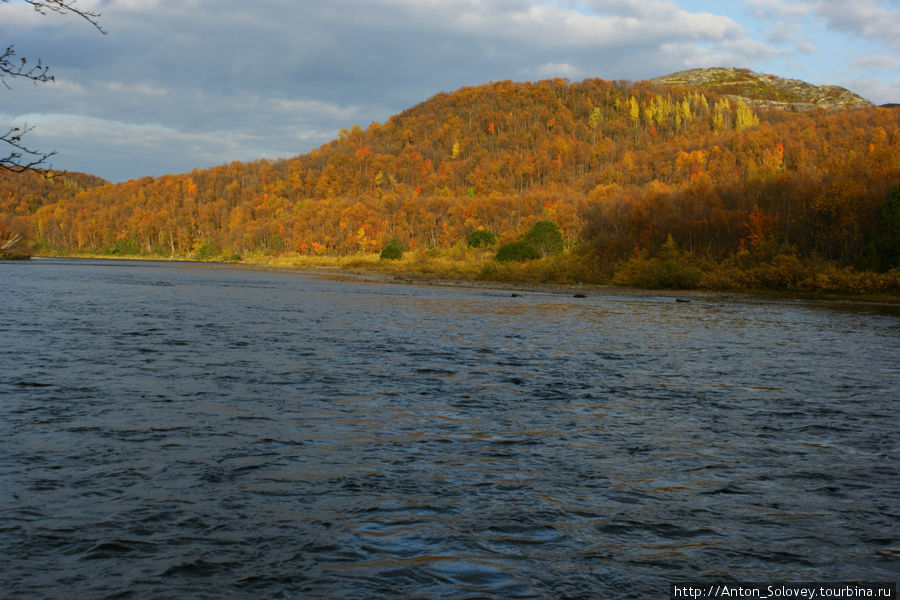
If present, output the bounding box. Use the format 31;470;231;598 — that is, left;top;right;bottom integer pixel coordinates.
1;259;898;599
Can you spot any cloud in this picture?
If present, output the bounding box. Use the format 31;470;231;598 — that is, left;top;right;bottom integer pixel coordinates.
103;81;167;97
747;0;900;47
269;98;362;122
529;62;581;78
745;0;811;20
850;55;900;70
838;76;900;105
17;112;307;179
810;0;900;48
0;1;57;27
83;0;751;93
766;21;795;44
839;55;900;103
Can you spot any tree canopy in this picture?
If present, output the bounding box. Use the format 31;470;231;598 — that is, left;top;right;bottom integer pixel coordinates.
522;221;564;257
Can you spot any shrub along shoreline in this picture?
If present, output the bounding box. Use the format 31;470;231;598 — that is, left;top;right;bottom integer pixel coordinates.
38;243;900;304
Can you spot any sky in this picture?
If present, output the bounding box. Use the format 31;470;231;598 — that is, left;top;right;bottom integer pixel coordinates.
1;0;898;183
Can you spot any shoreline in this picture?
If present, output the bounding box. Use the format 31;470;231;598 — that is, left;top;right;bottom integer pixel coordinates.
26;253;900;308
238;263;900;310
309;265;716;298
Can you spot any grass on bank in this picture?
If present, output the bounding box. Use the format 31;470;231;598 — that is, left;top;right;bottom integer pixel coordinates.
332;244;900;300
35;244;900;301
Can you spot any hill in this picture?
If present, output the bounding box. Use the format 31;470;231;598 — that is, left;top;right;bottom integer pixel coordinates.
651;67;872;111
0;169;108;255
2;71;898;292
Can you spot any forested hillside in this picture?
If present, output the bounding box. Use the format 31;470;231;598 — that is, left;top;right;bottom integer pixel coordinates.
0;170;107;256
2;75;898;292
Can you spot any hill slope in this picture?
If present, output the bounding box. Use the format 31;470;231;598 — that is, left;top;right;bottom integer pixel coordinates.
651;67;872;111
2;71;898;287
0;169;108;251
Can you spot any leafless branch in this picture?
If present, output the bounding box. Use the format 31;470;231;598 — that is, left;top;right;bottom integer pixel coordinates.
0;0;105;85
0;0;103;172
0;45;54;87
0;125;56;173
20;0;106;34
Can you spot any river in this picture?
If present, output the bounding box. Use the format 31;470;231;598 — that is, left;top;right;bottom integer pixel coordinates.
1;258;897;599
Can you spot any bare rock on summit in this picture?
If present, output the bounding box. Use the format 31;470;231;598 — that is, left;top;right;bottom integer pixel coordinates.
650;67;872;111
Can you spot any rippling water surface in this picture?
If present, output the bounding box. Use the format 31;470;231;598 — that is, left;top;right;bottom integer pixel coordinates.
1;259;898;599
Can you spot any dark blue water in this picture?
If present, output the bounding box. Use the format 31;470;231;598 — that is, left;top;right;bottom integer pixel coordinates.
1;259;898;599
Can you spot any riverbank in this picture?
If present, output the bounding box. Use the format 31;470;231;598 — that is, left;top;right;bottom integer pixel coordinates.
243;251;900;306
29;250;900;305
305;267;900;317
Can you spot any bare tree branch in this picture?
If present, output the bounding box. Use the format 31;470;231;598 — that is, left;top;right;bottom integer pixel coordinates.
0;45;54;88
20;0;106;34
0;124;56;173
1;0;104;172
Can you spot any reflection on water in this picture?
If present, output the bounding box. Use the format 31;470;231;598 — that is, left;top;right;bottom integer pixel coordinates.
1;259;898;599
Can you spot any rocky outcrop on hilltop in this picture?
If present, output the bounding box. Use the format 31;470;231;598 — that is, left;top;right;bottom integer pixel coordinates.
650;67;872;111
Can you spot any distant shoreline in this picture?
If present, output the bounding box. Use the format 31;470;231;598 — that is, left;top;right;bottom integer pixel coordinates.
307;267;900;313
27;254;900;308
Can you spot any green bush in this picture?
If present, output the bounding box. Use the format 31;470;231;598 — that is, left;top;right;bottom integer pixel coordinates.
637;258;702;289
745;254;807;289
106;235;140;255
522;220;564;256
192;239;220;260
467;229;497;248
860;186;900;272
615;257;702;289
380;238;404;260
614;235;702;289
495;240;542;262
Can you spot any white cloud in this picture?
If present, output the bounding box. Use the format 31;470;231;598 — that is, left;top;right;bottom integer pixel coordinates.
529;62;581;78
269;98;363;122
51;79;88;94
103;82;167;97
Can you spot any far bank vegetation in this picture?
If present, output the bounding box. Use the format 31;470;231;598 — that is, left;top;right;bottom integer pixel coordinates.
1;78;898;295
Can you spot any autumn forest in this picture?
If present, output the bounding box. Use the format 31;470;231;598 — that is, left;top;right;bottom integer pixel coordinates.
2;76;899;294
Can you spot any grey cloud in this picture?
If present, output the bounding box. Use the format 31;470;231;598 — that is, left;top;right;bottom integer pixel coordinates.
746;0;900;48
838;76;900;105
767;21;795;44
810;0;900;48
851;55;900;70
